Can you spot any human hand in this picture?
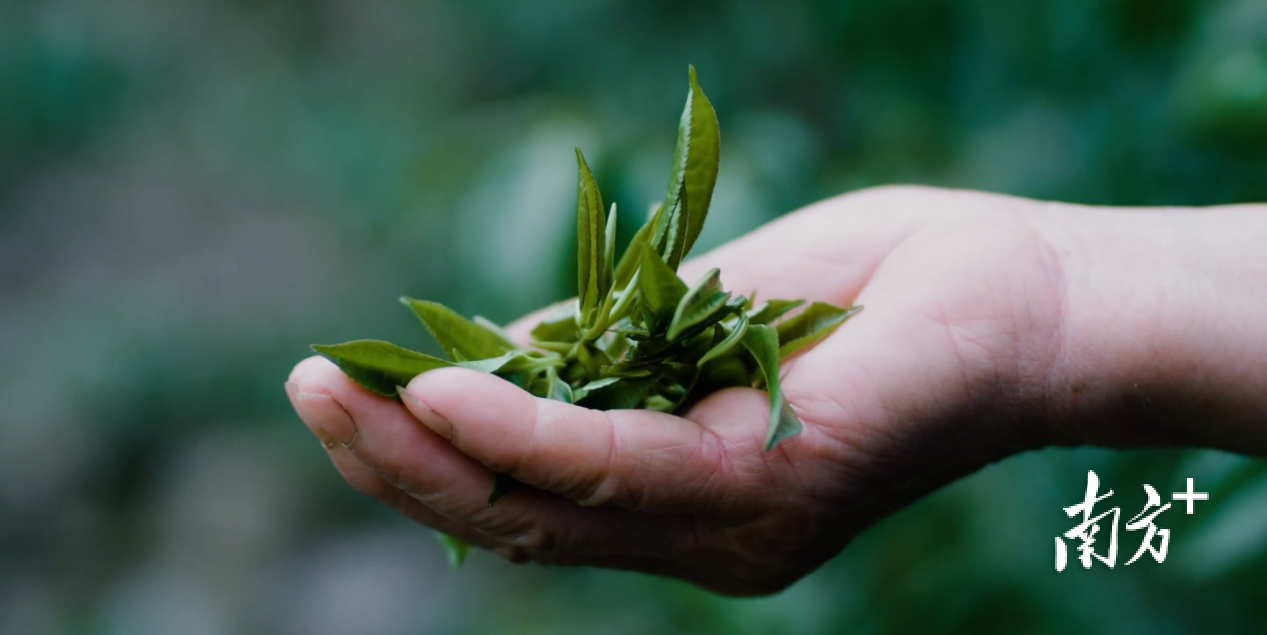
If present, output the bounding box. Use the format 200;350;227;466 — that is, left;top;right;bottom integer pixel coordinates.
286;185;1267;595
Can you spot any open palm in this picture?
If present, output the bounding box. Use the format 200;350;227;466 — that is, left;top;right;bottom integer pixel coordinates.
287;185;1069;595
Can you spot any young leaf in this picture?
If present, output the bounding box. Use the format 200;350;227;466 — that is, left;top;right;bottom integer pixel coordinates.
455;350;548;375
667;268;730;341
697;308;748;365
776;302;863;358
473;315;519;349
613;218;654;293
582;203;625;342
401;298;515;361
606;270;642;324
435;533;472;568
653;65;720;270
604;202;617;289
747;299;806;325
575;149;609;327
545;366;574;403
577;376;657;410
311;340;452;397
741;325;802;450
637;244;688;321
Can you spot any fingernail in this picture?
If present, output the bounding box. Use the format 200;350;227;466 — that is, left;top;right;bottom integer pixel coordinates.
293;392;357;447
397;385;454;440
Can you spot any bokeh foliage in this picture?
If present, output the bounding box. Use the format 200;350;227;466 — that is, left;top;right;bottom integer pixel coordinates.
1;0;1266;633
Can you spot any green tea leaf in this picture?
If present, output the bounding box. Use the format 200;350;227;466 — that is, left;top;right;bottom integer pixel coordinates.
606;270;642;324
637;244;688;321
748;299;805;325
575;149;609;327
604;202;617;289
582;202;626;341
653;65;720;270
488;472;518;506
667;268;730;341
613;218;654;293
691;352;753;397
545;366;574;403
698;308;748;365
311;340;452;397
578;375;656;410
473;315;519;349
530;302;580;344
579;376;624;391
741;325;802;450
401;298;515;362
435;532;473;568
776;302;863;358
455;350;548;375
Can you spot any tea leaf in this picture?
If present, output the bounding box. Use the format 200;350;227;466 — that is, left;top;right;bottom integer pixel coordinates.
455;350;548;375
581;202;628;341
575;149;609;327
604;202;617;289
578;375;657;410
606;270;642;324
741;325;802;450
613;219;653;292
747;299;805;325
637;244;688;321
311;340;452;397
573;341;608;378
667;268;730;341
654;65;720;269
473;315;519;349
401;298;515;361
545;366;574;403
488;472;518;506
653;181;691;271
579;376;624;391
530;302;580;344
692;352;753;396
698;308;748;365
435;533;473;568
777;302;863;358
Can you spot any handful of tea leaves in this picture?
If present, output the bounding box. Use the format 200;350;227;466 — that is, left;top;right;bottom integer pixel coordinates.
312;67;860;566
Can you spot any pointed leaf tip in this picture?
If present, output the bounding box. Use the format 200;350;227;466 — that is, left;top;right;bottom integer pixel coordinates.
654;64;720;269
401;298;514;362
575;148;608;328
311;340;453;397
740;325;803;450
776;302;862;358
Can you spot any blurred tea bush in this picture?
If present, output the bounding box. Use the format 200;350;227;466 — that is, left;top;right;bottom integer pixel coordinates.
2;1;1266;634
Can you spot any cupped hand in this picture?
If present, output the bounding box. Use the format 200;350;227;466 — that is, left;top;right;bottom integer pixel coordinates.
286;185;1074;595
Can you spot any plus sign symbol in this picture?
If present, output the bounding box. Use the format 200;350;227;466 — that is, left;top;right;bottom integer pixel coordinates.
1172;478;1209;514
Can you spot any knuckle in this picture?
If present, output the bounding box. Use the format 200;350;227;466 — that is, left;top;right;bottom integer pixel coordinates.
568;411;619;506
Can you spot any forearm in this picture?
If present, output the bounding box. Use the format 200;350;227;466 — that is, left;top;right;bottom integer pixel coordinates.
1038;203;1267;453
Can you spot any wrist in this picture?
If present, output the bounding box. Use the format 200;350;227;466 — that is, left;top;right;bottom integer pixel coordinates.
1037;202;1267;453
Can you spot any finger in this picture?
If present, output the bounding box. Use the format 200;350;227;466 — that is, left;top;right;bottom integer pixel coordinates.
285;379;503;551
402;367;798;513
676;187;924;305
290;356;698;559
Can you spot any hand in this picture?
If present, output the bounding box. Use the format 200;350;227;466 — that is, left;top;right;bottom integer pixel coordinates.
286;185;1267;595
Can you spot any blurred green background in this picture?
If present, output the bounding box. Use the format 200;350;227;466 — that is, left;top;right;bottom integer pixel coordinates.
2;0;1267;633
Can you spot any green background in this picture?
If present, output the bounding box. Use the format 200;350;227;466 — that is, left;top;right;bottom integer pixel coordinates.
2;0;1266;633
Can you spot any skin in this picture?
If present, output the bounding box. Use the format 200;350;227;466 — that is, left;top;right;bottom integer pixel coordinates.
286;185;1267;596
